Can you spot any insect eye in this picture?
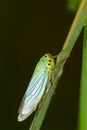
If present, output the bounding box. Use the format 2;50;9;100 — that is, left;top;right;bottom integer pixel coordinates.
48;63;50;65
45;55;47;58
49;60;51;62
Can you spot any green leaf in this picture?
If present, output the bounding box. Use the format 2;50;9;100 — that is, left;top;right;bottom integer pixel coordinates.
78;18;87;130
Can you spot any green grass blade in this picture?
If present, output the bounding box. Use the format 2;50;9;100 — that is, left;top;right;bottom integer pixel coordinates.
62;0;87;51
78;19;87;130
29;1;87;130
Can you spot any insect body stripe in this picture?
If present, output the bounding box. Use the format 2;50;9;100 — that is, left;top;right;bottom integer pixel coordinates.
26;77;44;107
24;71;48;107
25;76;43;105
26;70;45;97
18;70;46;114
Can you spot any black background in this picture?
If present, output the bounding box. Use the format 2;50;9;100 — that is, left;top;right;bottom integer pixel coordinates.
0;0;83;130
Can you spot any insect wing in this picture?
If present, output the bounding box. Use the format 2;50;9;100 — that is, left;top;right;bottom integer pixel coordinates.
18;69;48;121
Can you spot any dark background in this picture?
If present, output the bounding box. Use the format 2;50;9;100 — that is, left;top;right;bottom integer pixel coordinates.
0;0;83;130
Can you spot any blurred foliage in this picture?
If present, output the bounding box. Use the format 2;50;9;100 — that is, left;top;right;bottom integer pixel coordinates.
67;0;81;12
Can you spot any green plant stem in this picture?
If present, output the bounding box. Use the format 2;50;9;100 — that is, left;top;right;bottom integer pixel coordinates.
29;0;87;130
63;0;87;50
78;19;87;130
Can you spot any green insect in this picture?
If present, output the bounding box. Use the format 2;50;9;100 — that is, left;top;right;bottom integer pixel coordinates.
18;53;56;122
